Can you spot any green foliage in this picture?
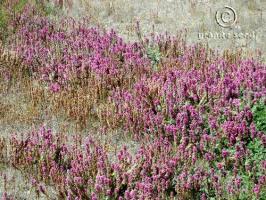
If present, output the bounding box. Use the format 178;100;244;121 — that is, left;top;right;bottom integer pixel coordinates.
13;0;28;12
0;7;8;27
0;0;28;42
252;100;266;132
42;3;58;16
35;1;60;16
0;6;9;40
238;139;266;199
246;138;266;165
147;46;161;71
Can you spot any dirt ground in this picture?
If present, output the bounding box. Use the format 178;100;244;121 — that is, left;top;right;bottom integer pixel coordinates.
65;0;265;59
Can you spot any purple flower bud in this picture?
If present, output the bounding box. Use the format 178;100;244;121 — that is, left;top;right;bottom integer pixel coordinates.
217;162;223;170
49;82;61;93
222;149;229;158
253;184;261;196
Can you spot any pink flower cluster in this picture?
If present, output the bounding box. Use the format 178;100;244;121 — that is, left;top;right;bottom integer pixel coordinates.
9;119;266;199
12;16;150;93
113;58;265;136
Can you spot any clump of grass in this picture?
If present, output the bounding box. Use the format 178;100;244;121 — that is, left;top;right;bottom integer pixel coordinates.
147;45;161;71
252;99;266;132
0;0;28;42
